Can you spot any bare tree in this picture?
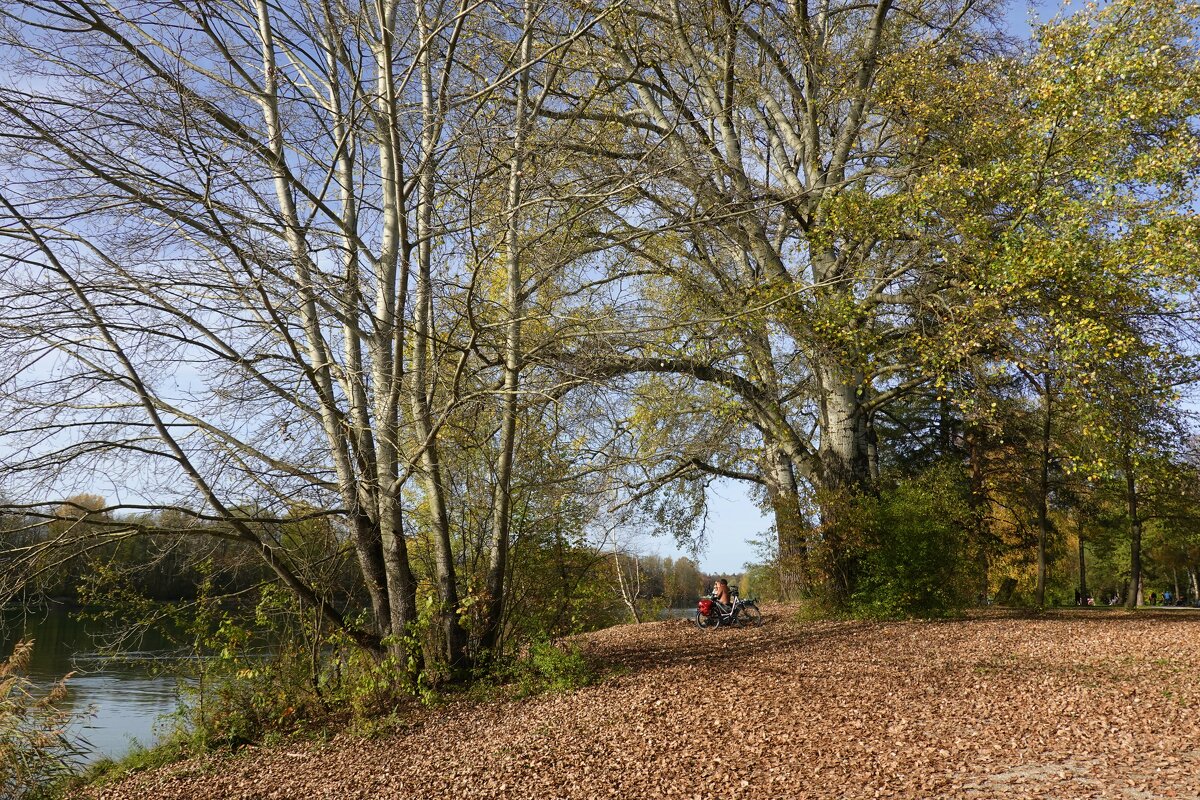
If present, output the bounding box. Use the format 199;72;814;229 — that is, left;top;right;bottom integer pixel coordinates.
0;0;607;669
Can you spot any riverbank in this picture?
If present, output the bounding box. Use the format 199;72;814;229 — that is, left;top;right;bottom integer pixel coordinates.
85;607;1200;799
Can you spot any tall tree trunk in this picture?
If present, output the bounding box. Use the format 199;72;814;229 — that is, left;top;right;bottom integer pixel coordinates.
365;0;420;657
353;513;393;639
413;0;468;671
412;265;468;671
813;357;870;602
481;1;533;656
966;424;990;604
380;498;419;663
763;449;807;599
938;396;953;453
1036;375;1052;608
613;552;643;623
252;0;378;645
1077;528;1087;604
322;21;396;642
816;365;870;492
1125;456;1142;610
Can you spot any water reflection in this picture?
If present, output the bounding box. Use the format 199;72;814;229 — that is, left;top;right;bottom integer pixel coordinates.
1;607;186;763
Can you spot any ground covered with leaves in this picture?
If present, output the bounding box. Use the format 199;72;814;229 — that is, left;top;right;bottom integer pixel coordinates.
87;608;1200;799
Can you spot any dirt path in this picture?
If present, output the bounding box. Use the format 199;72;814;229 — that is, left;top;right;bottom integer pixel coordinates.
88;609;1200;800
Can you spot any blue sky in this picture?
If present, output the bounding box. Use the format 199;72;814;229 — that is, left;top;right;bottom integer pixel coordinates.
633;478;770;575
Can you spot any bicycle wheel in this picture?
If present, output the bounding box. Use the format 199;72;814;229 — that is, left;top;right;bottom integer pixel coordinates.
695;609;720;629
738;603;763;627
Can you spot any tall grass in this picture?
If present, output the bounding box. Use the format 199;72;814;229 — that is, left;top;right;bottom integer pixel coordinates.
0;639;89;799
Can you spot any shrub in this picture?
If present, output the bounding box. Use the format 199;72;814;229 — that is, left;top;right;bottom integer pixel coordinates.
850;466;974;618
515;638;595;695
180;587;414;749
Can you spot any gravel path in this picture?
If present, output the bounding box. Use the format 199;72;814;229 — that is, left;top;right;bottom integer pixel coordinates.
88;608;1200;800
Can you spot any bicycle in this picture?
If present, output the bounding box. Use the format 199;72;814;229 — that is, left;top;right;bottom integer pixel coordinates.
695;590;762;629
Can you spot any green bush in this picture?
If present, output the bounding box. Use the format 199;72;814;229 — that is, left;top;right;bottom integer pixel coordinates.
182;587;419;749
515;638;595;695
850;466;973;618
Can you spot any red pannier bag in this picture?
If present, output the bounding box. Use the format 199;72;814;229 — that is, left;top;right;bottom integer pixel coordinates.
698;598;713;615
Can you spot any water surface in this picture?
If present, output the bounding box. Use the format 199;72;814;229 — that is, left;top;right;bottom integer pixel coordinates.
1;606;185;763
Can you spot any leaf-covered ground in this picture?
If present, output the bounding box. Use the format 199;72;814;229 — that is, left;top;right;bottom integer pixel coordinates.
88;608;1200;799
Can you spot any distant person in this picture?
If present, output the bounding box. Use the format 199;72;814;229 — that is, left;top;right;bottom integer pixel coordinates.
1164;590;1173;605
1150;592;1157;606
1087;595;1095;606
1075;589;1081;606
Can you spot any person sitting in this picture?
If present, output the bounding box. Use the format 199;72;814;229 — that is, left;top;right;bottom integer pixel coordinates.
713;578;740;623
713;578;732;606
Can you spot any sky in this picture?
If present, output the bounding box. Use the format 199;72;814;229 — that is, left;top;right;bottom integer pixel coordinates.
638;0;1090;575
1008;1;1086;38
633;479;768;575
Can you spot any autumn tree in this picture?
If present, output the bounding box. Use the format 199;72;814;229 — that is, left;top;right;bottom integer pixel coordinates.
537;0;1200;603
533;0;1011;599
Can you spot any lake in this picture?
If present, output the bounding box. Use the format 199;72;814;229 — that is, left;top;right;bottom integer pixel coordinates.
1;605;186;764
